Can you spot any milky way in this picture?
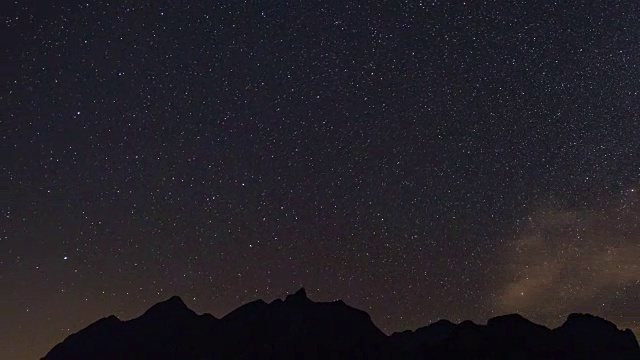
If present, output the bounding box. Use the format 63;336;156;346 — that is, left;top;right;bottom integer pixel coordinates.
3;1;639;359
495;189;639;331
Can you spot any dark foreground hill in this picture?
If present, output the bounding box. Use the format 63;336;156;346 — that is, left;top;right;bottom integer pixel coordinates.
42;288;639;360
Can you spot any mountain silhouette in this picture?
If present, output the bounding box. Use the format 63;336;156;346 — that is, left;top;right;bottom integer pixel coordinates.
42;288;640;360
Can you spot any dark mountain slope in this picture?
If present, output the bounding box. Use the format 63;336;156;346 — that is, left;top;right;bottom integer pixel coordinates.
42;289;640;360
218;288;391;359
43;296;222;360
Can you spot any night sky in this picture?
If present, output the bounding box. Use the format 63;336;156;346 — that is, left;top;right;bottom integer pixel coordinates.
3;1;639;359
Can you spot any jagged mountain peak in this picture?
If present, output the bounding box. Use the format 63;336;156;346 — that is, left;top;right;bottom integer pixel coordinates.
487;313;541;328
42;292;640;360
432;318;456;326
285;287;309;303
138;295;194;320
562;313;616;328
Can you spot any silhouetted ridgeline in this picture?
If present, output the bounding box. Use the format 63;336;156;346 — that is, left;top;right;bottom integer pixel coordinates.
43;288;639;359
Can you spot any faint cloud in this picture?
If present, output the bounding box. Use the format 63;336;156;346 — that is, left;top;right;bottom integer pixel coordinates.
495;190;639;328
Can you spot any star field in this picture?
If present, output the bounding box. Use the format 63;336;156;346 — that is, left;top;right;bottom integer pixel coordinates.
2;1;639;359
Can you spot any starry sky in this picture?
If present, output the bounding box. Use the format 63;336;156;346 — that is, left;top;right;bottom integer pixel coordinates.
2;1;639;359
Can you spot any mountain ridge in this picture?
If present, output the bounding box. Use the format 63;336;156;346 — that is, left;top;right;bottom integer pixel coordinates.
42;288;640;360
